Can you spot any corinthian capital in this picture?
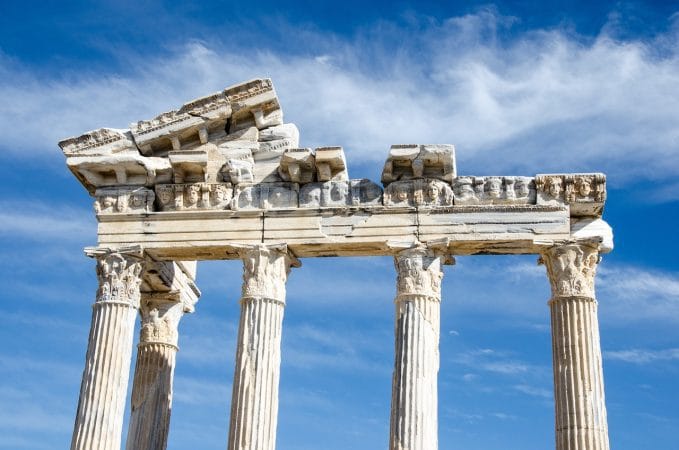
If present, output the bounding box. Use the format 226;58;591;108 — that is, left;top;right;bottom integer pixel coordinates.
394;247;444;300
87;248;144;308
139;297;184;347
238;244;300;302
541;241;600;299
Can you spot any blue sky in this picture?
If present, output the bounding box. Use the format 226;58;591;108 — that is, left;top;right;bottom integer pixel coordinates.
1;1;678;449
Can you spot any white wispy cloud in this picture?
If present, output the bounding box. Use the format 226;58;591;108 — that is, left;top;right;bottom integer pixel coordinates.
604;348;679;364
1;12;678;190
0;200;94;242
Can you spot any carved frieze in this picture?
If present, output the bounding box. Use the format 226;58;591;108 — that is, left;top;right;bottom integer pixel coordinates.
94;187;155;214
541;242;600;298
384;179;453;207
299;179;382;208
179;92;232;121
93;252;144;308
155;183;233;211
394;247;444;299
382;144;456;185
231;182;298;210
225;78;283;131
59;128;137;157
536;173;606;216
453;176;536;205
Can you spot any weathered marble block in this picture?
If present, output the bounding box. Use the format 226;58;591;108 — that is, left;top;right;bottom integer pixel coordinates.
382;144;456;184
231;182;299;210
536;173;606;216
67;154;173;194
453;176;536;205
94;187;155;214
155;183;233;211
278;148;315;183
299;179;382;208
59;128;138;157
315;147;348;181
384;179;453;207
225;78;283;132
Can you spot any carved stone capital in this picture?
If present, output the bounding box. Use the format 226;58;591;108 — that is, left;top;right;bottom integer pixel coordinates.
239;244;300;302
88;249;144;308
541;241;600;299
138;296;184;347
394;247;444;300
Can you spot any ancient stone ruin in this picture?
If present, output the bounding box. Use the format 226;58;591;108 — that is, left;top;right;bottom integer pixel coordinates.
60;78;613;450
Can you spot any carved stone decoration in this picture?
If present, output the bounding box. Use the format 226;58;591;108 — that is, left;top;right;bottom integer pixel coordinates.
66;154;173;194
278;148;316;183
541;241;610;450
59;128;138;157
384;179;453;207
382;144;456;185
541;241;600;299
94;187;155;214
394;247;444;299
231;182;298;210
71;249;144;450
239;244;300;301
315;146;348;181
154;183;233;211
299;179;383;208
94;251;144;307
126;289;195;450
536;174;606;216
453;176;536;205
225;78;283;132
228;245;299;450
390;246;446;450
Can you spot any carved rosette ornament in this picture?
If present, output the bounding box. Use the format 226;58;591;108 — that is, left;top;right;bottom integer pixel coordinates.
541;241;610;450
390;247;447;450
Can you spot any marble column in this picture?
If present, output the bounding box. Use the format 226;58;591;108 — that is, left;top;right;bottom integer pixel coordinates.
71;249;144;450
227;244;299;450
542;241;609;450
125;294;187;450
390;247;445;450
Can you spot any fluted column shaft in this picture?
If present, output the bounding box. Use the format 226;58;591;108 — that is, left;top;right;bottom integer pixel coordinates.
228;244;298;450
125;296;187;450
71;250;144;450
542;242;609;450
390;247;445;450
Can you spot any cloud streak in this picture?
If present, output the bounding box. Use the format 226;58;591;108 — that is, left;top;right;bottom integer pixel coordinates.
1;12;678;189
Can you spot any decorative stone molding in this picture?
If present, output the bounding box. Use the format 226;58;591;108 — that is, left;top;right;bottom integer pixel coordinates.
382;144;456;185
453;176;536;205
299;179;382;208
384;179;454;207
94;187;155;214
278;148;315;183
536;173;606;216
238;244;300;302
59;128;137;157
540;241;600;299
231;182;299;210
155;182;233;211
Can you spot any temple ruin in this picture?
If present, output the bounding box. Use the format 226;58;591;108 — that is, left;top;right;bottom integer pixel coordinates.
59;78;613;450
